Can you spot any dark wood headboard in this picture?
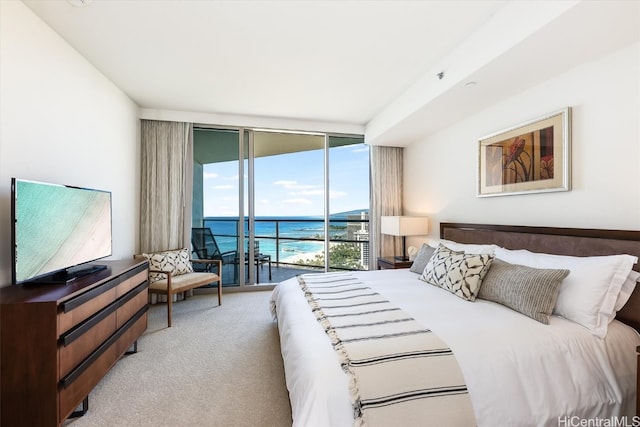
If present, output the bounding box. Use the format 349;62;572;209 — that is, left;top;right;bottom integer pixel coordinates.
440;223;640;333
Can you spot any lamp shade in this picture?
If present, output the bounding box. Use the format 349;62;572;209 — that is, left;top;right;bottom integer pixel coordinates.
380;216;429;236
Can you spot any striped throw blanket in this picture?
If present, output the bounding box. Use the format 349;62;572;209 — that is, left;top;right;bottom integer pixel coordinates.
298;272;476;427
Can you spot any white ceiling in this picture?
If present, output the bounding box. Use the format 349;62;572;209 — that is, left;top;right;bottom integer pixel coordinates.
22;0;640;146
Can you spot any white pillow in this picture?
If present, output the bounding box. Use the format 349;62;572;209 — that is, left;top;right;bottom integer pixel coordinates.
428;238;497;255
614;270;639;312
494;247;637;338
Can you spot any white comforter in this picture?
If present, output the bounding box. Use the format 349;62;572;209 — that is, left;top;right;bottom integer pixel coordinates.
271;269;640;427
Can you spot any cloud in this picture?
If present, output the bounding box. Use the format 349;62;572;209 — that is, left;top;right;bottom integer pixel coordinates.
205;171;240;182
274;180;297;187
214;184;234;190
283;198;312;205
290;189;324;196
213;208;237;216
274;180;320;191
351;146;369;153
284;189;347;198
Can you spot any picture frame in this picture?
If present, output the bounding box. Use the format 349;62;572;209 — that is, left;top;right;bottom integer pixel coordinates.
477;107;571;197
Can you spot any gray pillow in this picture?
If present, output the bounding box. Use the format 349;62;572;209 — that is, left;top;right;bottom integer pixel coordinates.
410;244;436;274
478;258;570;324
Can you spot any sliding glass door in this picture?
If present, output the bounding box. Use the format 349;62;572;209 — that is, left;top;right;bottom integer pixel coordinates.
328;136;370;271
250;130;325;281
192;127;369;288
192;128;243;285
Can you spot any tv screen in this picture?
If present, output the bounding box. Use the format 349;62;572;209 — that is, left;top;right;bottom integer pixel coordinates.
11;178;112;284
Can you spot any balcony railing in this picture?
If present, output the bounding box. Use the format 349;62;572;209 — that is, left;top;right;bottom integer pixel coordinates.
202;217;370;273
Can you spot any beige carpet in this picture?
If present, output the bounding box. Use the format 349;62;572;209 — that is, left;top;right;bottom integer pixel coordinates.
64;290;292;427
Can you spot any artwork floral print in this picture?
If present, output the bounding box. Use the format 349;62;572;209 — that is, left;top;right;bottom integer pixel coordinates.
478;108;570;197
485;126;554;186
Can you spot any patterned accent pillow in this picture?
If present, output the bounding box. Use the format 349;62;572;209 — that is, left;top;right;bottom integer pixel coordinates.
419;244;494;301
409;244;436;274
143;248;194;283
478;259;570;324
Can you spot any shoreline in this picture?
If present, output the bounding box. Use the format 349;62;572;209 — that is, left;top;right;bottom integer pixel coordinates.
279;249;324;264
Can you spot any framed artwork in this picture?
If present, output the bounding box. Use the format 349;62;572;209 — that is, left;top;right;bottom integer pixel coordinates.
478;107;571;197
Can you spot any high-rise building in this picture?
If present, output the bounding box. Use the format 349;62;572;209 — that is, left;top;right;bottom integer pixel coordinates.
348;211;369;269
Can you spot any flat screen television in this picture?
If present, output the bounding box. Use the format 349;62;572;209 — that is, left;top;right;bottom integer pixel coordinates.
11;178;112;285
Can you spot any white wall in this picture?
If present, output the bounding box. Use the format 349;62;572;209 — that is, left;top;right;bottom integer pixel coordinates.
404;42;640;245
0;1;140;287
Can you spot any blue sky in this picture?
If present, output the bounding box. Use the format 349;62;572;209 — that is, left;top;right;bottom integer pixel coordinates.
203;143;369;217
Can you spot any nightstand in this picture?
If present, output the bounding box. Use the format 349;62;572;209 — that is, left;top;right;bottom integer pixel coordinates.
377;257;413;270
637;346;639;416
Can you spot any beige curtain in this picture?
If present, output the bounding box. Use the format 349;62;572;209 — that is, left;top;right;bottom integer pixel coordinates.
140;120;192;253
369;145;403;268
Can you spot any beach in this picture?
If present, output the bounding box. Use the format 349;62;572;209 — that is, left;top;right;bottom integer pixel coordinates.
279;249;325;264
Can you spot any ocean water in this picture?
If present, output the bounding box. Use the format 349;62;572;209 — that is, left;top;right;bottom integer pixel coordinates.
203;215;366;262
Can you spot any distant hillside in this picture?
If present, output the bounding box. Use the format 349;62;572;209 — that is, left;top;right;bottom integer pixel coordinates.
331;209;369;219
208;209;369;220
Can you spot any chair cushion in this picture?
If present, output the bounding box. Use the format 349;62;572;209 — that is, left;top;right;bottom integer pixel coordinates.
148;272;220;293
143;248;194;283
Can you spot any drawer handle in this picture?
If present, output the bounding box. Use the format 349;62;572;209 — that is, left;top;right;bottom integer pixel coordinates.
118;281;148;307
120;262;149;281
60;262;148;313
61;306;148;389
61;300;119;347
61;278;121;313
61;281;148;346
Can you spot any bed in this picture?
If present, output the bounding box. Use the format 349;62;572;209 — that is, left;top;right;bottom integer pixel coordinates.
270;223;640;427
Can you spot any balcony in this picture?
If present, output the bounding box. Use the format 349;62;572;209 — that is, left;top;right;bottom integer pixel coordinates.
199;216;370;286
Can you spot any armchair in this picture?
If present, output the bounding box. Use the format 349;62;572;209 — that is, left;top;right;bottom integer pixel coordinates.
135;248;222;327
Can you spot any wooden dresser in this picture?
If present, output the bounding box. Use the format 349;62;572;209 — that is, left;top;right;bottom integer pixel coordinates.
0;259;149;427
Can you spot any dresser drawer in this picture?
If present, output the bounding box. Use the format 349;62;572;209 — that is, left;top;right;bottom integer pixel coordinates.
58;287;117;334
58;338;118;422
59;305;118;379
116;309;148;355
58;306;148;422
117;283;148;329
115;270;148;299
58;278;147;379
58;264;148;334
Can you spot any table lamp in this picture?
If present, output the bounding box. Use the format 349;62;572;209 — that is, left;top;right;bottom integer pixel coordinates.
380;216;429;261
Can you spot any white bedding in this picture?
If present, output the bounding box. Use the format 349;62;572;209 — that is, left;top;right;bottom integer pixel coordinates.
271;268;640;427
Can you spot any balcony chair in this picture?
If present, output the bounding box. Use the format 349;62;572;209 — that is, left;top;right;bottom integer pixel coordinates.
235;241;272;284
135;248;222;327
191;227;238;282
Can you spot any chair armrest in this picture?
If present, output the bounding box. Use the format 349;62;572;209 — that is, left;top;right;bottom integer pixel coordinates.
191;259;222;270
